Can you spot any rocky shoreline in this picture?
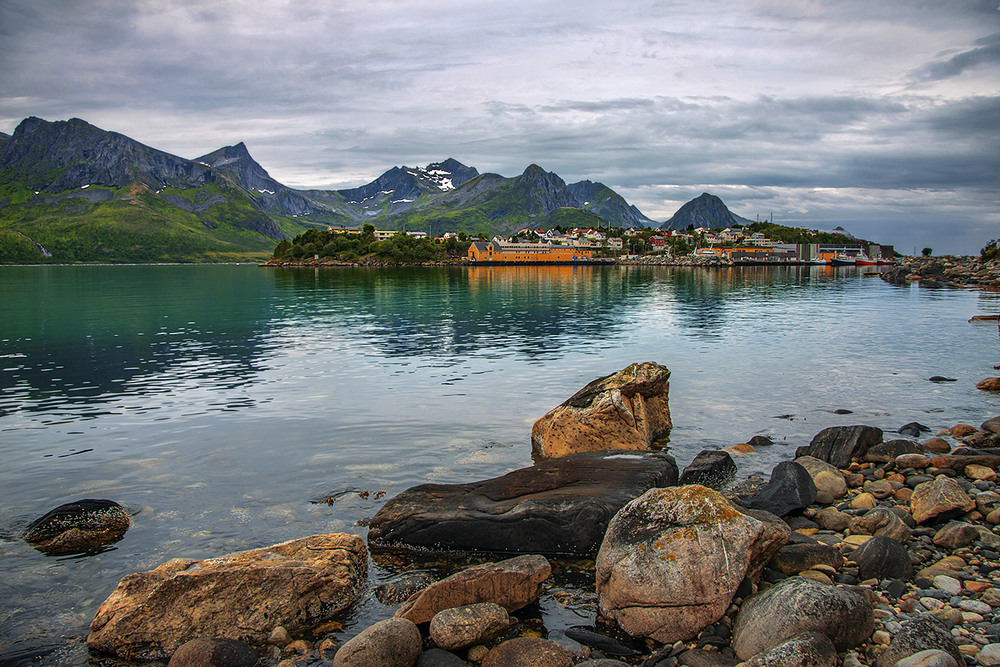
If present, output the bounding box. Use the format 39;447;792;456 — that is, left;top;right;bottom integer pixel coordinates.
879;256;1000;289
27;363;1000;667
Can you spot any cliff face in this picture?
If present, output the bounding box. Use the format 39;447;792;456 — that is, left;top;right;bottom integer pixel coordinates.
0;117;218;192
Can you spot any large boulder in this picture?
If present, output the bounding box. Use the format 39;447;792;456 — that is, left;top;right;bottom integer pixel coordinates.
531;362;671;460
369;451;677;556
804;425;883;468
429;602;509;650
87;533;367;661
481;637;575;667
396;554;550;624
742;632;838;667
24;499;130;555
731;577;874;659
596;485;788;644
738;461;817;517
848;535;913;580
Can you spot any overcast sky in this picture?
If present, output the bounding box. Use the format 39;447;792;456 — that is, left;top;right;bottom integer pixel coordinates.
1;1;998;253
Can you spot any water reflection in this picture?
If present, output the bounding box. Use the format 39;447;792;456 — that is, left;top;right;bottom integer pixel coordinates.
0;266;279;425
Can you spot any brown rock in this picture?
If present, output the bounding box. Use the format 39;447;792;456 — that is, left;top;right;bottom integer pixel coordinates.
795;456;847;504
850;493;877;510
482;637;574;667
850;508;913;543
167;638;260;667
911;477;976;524
814;508;852;532
531;362;671;460
864;479;895;499
429;602;509;650
24;499;131;556
929;455;1000;473
896;453;932;468
396;554;550;625
596;485;788;643
932;522;981;550
87;533;367;661
922;438;952;454
331;617;421;667
949;425;978;438
977;378;1000;391
983;417;1000;434
965;464;997;481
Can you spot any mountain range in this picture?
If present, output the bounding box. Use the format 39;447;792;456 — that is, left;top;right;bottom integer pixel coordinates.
0;116;754;263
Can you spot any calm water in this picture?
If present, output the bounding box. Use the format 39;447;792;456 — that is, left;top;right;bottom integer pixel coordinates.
1;264;999;662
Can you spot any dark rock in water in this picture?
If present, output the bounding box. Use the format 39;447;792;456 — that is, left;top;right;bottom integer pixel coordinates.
866;439;923;463
374;571;435;605
899;422;931;438
834;409;854;415
368;451;678;556
848;535;913;581
731;577;874;659
739;461;817;517
805;425;883;468
564;627;643;657
679;450;737;489
928;376;958;383
166;638;260;667
24;499;130;555
747;435;774;447
876;614;962;667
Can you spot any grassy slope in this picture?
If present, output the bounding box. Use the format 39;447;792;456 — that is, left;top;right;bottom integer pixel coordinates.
0;179;291;263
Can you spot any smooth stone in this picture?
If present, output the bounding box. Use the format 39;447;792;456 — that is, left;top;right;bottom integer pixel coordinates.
795;456;848;504
848;535;913;580
739;461;817;517
911;477;976;524
851;508;913;542
768;541;843;575
429;603;509;650
877;614;962;667
867;440;923;463
891;649;961;667
805;425;884;469
332;618;422;667
851;493;878;510
679;450;738;489
933;522;981;550
167;638;261;667
396;554;550;624
481;637;574;667
416;648;469;666
978;643;1000;666
933;575;962;596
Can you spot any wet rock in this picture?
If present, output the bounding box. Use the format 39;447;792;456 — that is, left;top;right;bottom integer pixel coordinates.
166;638;260;667
396;554;550;625
747;435;774;448
805;425;883;468
911;477;976;524
876;614;962;667
531;362;672;460
848;535;913;580
563;627;642;657
731;577;874;659
739;461;817;517
481;637;574;667
24;499;130;555
795;456;847;504
679;450;737;489
88;533;368;661
978;378;1000;391
368;451;677;556
429;603;509;650
597;485;788;643
928;377;958;383
742;631;837;667
983;417;1000;434
332;617;422;667
850;508;913;542
867;439;923;463
815;508;853;532
374;572;436;605
899;422;932;438
922;438;952;454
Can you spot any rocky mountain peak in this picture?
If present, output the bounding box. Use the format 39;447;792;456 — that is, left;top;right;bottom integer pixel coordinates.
660;192;749;231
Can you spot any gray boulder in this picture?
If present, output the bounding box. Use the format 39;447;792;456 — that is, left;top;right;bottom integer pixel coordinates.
731;577;874;659
369;451;677;556
877;615;962;667
743;631;837;667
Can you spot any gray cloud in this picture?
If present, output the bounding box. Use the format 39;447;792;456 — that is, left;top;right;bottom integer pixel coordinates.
0;0;998;254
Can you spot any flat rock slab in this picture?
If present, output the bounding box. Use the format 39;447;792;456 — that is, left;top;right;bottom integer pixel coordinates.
368;451;678;556
88;533;367;661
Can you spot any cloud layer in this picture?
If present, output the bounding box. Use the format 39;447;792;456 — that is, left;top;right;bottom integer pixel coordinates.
1;0;997;253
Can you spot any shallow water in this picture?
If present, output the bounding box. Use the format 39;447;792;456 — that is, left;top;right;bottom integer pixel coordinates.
1;264;998;662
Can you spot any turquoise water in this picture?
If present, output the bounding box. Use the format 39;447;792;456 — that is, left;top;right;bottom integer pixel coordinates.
1;264;998;662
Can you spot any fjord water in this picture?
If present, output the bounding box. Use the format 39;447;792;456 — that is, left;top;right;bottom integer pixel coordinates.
1;264;998;661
